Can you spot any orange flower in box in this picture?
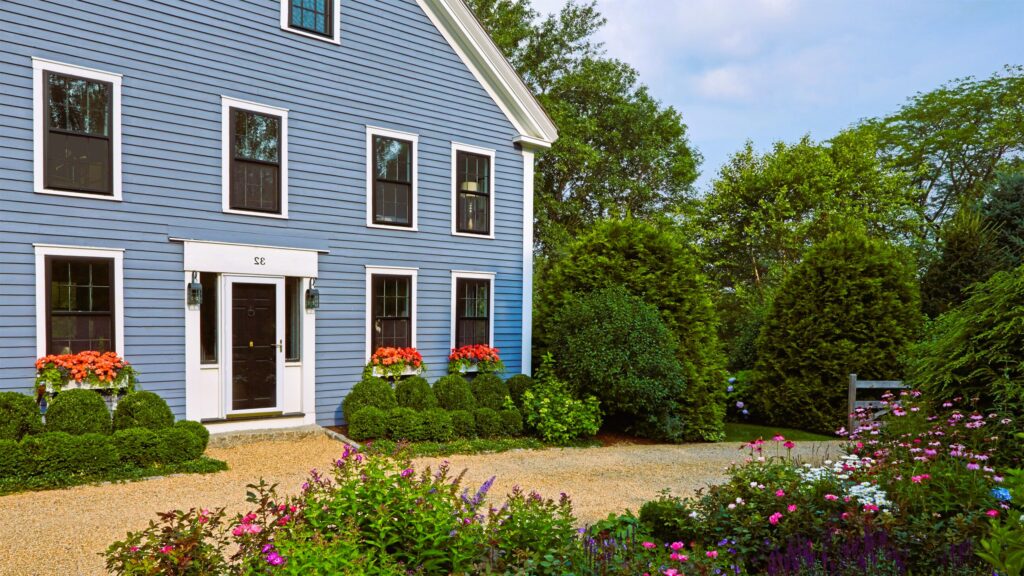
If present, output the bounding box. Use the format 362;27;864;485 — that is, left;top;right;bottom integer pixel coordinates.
448;344;504;374
34;351;137;399
365;347;426;379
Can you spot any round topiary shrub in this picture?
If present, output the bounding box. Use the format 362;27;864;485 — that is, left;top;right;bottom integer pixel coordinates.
473;407;502;438
450;410;476;438
420;409;454;442
45;389;111;435
0;439;28;479
385;407;428;441
112;391;174;431
470;373;509;411
395;376;438;411
498;408;523;437
112;427;161;467
349;406;388;441
173;420;209;453
155;426;203;464
505;375;532;410
342;377;398;423
433;375;476;411
549;286;688;441
20;432;77;478
72;433;121;475
754;227;921;434
0;391;43;441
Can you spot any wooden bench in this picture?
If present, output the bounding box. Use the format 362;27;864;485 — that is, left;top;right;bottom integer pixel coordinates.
847;374;908;432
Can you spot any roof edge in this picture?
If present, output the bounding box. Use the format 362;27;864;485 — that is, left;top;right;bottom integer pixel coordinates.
417;0;558;148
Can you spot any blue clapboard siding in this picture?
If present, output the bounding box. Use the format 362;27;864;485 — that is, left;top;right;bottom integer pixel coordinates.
0;0;526;424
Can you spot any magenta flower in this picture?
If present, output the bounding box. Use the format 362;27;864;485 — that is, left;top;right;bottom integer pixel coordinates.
784;440;795;449
967;462;980;471
400;468;414;478
787;504;797;513
775;489;786;497
706;550;718;559
772;435;785;442
642;541;656;549
266;550;285;566
769;512;783;525
670;541;685;551
987;509;1000;518
824;494;839;501
159;545;173;554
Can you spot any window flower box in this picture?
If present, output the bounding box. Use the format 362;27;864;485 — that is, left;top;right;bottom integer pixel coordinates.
365;347;426;380
35;351;137;411
448;344;504;375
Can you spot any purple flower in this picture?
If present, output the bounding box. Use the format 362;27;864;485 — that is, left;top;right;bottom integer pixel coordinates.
265;551;285;566
400;468;414;478
735;401;745;409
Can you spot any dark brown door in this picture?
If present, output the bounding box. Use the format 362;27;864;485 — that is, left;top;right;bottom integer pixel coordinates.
231;283;277;410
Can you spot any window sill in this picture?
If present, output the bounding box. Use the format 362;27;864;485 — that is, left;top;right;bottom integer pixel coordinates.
200;363;219;370
280;26;340;45
285;361;302;367
224;208;289;220
36;187;122;201
367;222;418;232
452;230;495;240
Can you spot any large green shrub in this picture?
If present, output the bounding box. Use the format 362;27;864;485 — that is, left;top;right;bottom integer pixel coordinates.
45;389;111;435
0;439;28;479
470;373;510;411
753;227;922;433
536;217;727;441
499;408;524;437
385;407;428;441
450;410;476;438
348;406;388;441
549;287;687;441
155;426;203;464
0;392;43;441
473;408;503;438
19;432;120;479
342;377;398;423
174;420;209;453
112;391;174;431
395;376;438;411
907;263;1024;414
505;374;532;410
421;409;455;442
433;374;477;411
112;427;160;467
521;354;602;444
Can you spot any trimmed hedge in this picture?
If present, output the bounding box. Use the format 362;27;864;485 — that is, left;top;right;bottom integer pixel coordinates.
155;426;203;464
473;408;502;439
450;410;476;438
342;377;398;423
470;373;509;411
349;406;388;441
385;408;428;442
505;375;532;410
433;375;477;411
0;392;43;441
499;408;524;437
45;389;111;435
421;409;454;442
174;420;210;453
113;391;174;431
395;376;438;411
113;428;161;467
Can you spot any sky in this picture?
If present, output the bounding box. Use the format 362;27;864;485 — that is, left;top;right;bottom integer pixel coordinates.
528;0;1024;190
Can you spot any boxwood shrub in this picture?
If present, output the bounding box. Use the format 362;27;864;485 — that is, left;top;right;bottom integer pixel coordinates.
155;426;203;464
420;409;454;442
173;420;210;453
433;375;476;411
395;376;438;411
450;409;476;438
113;391;174;431
473;407;502;438
505;375;532;410
0;392;43;441
470;373;509;411
385;407;428;441
499;408;524;437
349;406;388;441
342;377;398;423
45;389;111;435
113;427;161;467
0;439;27;478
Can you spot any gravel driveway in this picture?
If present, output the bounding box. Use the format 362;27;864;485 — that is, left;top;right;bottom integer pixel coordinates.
0;434;841;575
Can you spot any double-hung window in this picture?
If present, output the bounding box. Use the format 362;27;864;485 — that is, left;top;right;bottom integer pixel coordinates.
367;127;417;229
452;144;495;238
222;97;288;218
33;58;122;199
451;272;495;348
366;267;417;355
280;0;341;44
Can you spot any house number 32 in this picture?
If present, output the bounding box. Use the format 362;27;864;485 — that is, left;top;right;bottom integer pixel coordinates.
254;257;266;266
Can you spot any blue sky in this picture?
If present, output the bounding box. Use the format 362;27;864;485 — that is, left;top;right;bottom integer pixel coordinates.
529;0;1024;190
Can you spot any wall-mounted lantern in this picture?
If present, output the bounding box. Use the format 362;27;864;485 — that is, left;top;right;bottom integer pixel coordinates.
187;271;203;307
305;278;320;310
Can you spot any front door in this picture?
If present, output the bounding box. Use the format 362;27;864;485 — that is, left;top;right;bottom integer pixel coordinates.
228;279;283;412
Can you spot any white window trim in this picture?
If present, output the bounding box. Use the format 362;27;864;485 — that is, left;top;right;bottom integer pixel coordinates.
450;270;496;350
279;0;341;45
365;265;418;360
221;96;289;219
450;142;496;239
32;57;123;201
33;244;126;359
366;126;419;231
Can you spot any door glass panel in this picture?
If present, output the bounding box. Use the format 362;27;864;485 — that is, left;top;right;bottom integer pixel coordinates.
231;283;277;411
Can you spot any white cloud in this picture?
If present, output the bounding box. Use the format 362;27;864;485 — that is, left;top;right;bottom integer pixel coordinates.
694;66;752;101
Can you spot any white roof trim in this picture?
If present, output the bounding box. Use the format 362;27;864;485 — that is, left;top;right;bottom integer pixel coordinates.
417;0;558;149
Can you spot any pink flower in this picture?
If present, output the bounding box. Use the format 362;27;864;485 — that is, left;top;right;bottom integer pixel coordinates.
773;435;786;442
863;504;880;513
129;546;139;553
787;504;797;513
706;550;719;559
775;489;786;497
769;512;783;525
642;541;656;549
664;570;679;576
824;494;839;501
967;462;980;471
841;512;850;520
400;468;414;478
159;545;173;554
784;441;796;449
987;509;1000;518
670;541;685;551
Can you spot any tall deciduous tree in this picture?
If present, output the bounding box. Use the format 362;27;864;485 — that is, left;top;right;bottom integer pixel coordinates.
465;0;701;254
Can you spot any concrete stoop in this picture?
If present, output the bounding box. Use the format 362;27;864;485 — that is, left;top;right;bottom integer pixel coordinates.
207;424;358;449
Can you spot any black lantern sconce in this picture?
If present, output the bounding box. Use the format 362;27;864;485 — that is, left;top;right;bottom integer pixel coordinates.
305;278;320;310
187;271;203;307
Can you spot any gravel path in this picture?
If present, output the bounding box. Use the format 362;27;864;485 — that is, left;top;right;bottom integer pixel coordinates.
0;435;841;575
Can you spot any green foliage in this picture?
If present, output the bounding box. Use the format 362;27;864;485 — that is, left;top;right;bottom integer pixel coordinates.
449;409;476;439
470;373;510;410
537;217;726;441
385;407;428;442
549;286;687;441
433;374;477;411
753;227;922;433
907;263;1024;414
0;392;43;441
505;374;532;410
420;408;455;442
341;376;398;423
45;389;111;435
174;420;209;453
155;426;204;465
112;391;174;432
112;427;160;467
521;354;602;444
499;408;524;437
473;407;503;439
0;439;27;479
348;406;388;441
977;469;1024;576
105;507;235;576
394;376;437;411
983;170;1024;265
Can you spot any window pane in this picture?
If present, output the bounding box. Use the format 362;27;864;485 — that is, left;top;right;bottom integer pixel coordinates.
233;109;280;163
290;0;330;35
47;257;115;355
285;278;301;362
455;151;490;234
45;132;112;193
47;73;110;136
372;275;411;350
455;279;490;346
374;181;411;225
231;161;280;213
374;136;411;183
200;273;218;364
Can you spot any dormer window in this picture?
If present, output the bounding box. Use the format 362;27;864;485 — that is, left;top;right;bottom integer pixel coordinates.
280;0;341;44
